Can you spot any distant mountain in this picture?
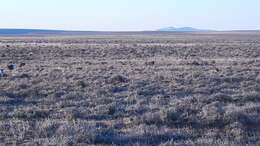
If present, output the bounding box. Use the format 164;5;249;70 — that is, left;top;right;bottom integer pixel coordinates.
0;29;68;35
0;29;108;35
0;29;166;35
157;27;212;32
0;28;217;36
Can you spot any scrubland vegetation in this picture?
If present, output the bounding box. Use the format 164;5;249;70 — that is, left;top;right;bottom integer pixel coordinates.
0;32;260;145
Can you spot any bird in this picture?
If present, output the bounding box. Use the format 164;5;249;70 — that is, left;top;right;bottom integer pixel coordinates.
0;69;7;77
7;63;16;71
29;52;33;56
0;69;4;77
19;62;26;67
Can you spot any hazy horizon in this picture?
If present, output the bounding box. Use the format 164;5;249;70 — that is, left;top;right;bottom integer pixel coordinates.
0;0;260;31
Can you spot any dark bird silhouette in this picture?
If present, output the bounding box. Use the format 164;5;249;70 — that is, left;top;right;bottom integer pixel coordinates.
215;67;220;72
19;62;26;67
7;64;16;70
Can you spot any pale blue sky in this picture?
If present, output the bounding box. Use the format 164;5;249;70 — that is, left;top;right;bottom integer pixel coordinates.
0;0;259;31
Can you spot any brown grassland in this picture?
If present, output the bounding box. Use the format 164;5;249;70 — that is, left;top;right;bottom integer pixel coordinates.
0;32;260;145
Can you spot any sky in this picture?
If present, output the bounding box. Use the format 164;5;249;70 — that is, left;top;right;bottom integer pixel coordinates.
0;0;259;31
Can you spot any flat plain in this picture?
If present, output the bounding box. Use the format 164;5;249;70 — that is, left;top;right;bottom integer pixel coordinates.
0;32;260;145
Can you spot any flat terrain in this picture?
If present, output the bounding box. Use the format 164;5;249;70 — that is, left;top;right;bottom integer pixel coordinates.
0;32;260;145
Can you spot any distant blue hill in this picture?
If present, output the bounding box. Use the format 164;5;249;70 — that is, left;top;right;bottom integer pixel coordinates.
0;29;68;35
157;27;212;32
0;29;166;35
0;29;108;35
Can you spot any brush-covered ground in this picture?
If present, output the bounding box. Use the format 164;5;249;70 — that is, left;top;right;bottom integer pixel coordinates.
0;32;260;145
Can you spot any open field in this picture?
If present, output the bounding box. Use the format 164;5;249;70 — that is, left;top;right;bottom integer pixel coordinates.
0;32;260;145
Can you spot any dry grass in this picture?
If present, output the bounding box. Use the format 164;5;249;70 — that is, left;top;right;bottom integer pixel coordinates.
0;33;260;145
